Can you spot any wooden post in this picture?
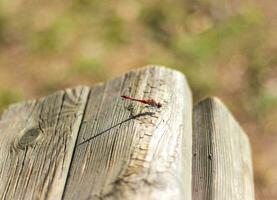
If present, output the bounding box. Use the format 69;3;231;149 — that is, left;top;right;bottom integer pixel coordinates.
0;66;255;200
63;66;192;200
0;86;89;200
192;97;255;200
0;66;192;200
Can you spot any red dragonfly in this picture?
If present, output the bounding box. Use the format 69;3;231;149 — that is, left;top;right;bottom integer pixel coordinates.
121;95;162;108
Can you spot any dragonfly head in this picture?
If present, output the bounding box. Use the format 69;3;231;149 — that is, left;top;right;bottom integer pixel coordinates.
157;102;162;108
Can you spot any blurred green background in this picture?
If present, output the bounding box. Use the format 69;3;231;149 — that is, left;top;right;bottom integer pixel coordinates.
0;0;276;199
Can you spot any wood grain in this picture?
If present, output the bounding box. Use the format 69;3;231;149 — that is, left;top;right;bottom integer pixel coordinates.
0;66;255;200
63;66;192;200
0;86;89;200
192;97;254;200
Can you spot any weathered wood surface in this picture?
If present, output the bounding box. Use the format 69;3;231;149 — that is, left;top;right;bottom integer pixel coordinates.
0;66;193;200
192;97;254;200
0;66;255;200
63;67;192;200
0;86;89;200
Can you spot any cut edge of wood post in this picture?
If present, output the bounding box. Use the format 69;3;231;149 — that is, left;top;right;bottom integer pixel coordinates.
195;96;251;143
0;66;188;118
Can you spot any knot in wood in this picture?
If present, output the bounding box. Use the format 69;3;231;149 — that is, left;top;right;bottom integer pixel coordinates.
17;127;41;150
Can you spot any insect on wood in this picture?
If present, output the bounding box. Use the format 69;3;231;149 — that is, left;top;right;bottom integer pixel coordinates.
121;95;162;108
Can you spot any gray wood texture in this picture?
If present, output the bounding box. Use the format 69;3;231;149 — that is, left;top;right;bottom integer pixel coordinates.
0;66;192;200
0;66;255;200
0;86;89;200
192;97;254;200
63;66;192;200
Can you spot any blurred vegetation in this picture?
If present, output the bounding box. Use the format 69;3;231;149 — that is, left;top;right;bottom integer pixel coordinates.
0;89;23;112
0;0;276;199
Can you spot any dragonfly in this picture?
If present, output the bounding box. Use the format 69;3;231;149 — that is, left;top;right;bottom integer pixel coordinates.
121;95;162;109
